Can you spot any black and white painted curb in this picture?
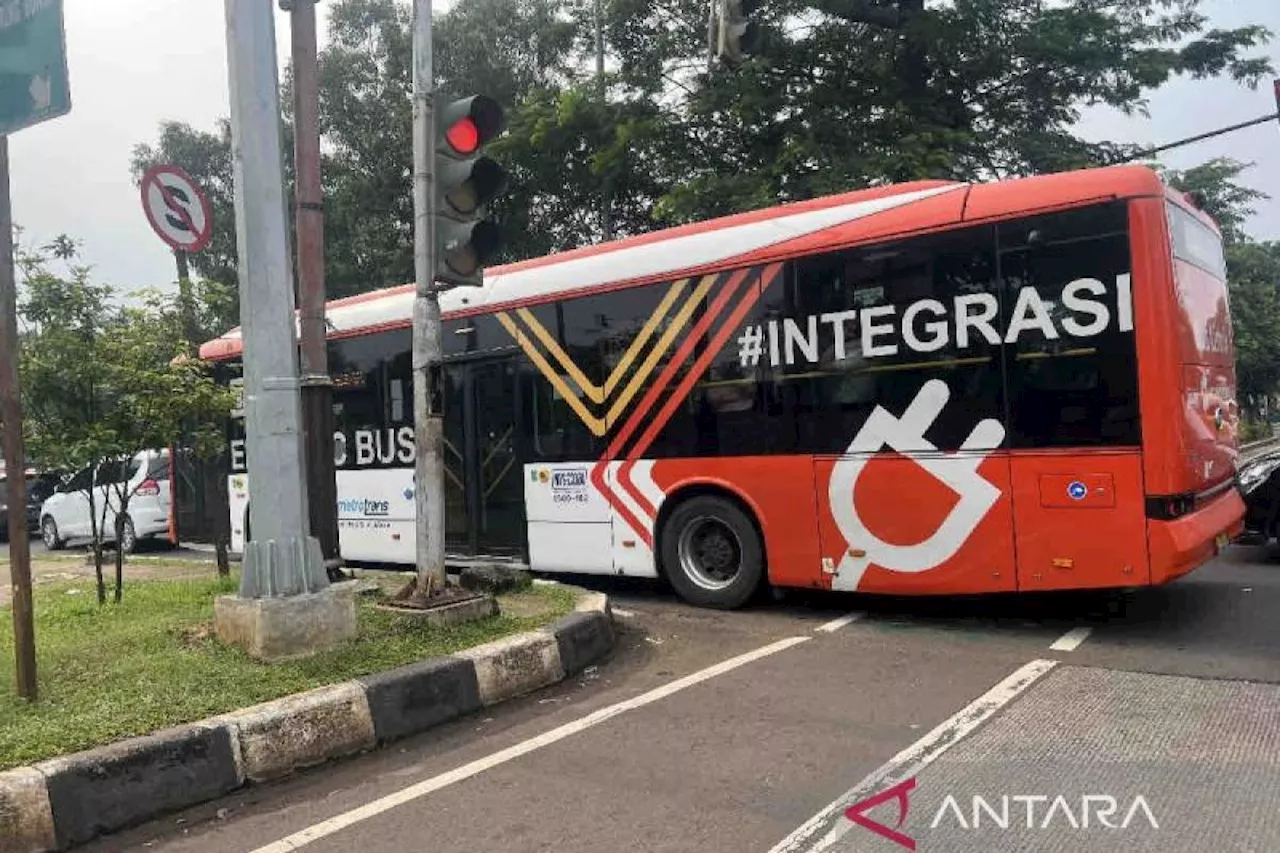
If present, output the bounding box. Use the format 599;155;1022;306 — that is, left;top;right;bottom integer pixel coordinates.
0;590;614;852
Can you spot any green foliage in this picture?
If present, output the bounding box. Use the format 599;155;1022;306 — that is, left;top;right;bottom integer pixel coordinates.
0;573;577;770
17;240;237;602
1223;240;1280;405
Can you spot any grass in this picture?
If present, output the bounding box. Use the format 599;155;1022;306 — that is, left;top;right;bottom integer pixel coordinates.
0;574;578;771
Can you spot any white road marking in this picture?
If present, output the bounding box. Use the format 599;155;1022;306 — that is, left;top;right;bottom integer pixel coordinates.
247;635;813;853
1049;627;1092;652
612;607;638;618
768;658;1058;853
815;613;864;633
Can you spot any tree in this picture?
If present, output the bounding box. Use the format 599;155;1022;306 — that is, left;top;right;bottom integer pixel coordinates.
19;240;237;604
1221;240;1280;408
135;0;1275;294
648;0;1274;223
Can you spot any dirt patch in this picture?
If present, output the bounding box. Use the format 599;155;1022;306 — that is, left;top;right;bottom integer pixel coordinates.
174;622;217;649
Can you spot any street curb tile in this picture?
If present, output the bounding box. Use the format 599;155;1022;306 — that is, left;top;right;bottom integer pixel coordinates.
455;631;566;706
0;586;617;852
214;682;376;784
359;656;483;744
552;610;616;676
35;722;240;850
573;591;611;616
0;767;57;853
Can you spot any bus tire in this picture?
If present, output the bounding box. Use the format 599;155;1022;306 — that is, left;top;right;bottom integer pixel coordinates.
659;495;763;610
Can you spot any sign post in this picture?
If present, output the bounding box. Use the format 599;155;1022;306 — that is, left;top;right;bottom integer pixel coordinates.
0;0;72;702
140;162;213;343
139;164;229;571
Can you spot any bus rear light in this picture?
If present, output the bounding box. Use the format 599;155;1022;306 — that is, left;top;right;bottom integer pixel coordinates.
1146;493;1195;521
136;479;161;497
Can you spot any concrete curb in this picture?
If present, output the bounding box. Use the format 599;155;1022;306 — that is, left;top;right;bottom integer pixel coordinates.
1;588;615;852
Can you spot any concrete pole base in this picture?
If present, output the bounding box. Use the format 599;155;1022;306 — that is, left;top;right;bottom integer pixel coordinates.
214;584;357;662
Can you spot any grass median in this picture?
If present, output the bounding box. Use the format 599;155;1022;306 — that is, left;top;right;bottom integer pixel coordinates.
0;569;578;771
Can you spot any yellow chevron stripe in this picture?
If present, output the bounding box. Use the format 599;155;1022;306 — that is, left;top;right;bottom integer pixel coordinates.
496;312;607;435
500;273;720;436
602;274;716;428
515;278;688;404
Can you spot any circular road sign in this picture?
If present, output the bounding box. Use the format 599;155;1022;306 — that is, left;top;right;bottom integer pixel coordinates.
140;164;214;254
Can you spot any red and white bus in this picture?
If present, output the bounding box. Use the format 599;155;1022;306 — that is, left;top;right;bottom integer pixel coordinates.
200;164;1245;609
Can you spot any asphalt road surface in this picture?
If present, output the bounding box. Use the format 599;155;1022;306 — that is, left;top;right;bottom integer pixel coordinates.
79;542;1280;853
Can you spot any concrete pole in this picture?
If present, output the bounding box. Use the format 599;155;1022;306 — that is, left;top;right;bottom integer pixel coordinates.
411;0;448;598
223;0;326;598
0;136;37;700
287;0;341;573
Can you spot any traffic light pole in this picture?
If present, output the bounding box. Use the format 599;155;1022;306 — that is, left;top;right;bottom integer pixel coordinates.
411;0;449;599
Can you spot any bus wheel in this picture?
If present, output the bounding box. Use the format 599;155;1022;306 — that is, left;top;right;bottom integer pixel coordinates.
660;495;763;610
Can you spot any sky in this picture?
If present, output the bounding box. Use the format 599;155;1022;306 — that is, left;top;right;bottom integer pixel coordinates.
6;0;1280;299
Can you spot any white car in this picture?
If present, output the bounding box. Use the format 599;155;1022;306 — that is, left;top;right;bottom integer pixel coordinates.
40;450;173;553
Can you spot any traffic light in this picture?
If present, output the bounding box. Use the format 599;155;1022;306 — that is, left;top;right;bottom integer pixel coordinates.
711;0;762;68
435;95;508;288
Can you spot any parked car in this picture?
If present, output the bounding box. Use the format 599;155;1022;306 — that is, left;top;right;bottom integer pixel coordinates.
1238;450;1280;542
0;469;64;542
39;450;173;553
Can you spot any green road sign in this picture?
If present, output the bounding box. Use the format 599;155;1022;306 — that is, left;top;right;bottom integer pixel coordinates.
0;0;70;136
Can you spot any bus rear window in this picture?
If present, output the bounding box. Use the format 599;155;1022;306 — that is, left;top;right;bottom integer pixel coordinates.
1168;202;1226;280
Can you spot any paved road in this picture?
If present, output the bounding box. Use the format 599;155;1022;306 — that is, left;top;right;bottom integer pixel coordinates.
80;543;1280;853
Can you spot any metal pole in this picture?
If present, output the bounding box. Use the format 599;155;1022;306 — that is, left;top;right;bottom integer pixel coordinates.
174;250;200;345
288;0;340;573
223;0;326;597
411;0;447;598
0;136;36;700
1113;112;1280;165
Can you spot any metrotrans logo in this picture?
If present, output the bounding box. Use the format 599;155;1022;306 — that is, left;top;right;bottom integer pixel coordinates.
337;498;390;517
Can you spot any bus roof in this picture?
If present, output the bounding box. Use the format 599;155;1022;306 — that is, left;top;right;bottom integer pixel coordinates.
199;164;1176;362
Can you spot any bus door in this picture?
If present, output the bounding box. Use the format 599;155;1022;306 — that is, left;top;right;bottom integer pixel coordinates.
447;357;526;556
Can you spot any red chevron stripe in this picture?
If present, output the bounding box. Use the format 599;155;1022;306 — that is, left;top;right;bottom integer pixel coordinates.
590;268;750;546
617;263;782;517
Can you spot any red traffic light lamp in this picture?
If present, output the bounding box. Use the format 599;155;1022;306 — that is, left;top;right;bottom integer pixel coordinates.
435;95;508;288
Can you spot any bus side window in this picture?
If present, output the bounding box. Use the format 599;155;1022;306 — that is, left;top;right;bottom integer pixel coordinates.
775;224;1004;454
998;201;1139;448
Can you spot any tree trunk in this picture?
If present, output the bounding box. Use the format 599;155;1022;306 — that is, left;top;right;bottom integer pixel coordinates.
113;510;125;603
92;543;105;605
87;485;105;605
891;0;932;183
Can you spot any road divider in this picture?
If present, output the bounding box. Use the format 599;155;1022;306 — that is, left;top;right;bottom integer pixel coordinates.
0;589;616;853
